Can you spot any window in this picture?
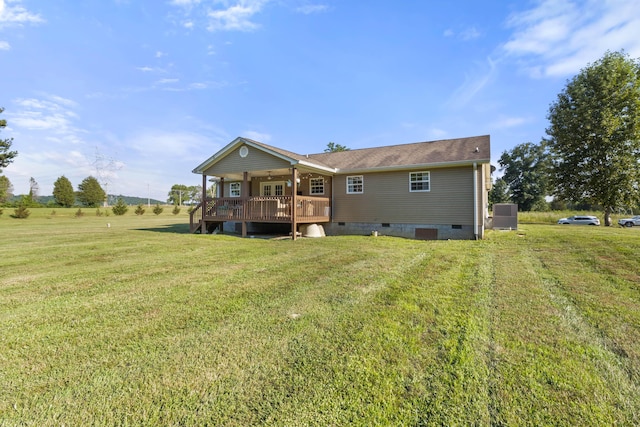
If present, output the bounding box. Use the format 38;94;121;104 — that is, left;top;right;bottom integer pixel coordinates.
409;171;430;192
347;175;363;194
310;178;324;195
275;184;284;196
230;182;241;197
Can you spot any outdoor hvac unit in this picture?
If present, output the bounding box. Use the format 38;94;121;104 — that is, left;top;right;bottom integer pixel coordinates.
492;203;518;230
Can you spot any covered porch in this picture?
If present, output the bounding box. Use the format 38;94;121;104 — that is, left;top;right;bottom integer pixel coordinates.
190;167;332;239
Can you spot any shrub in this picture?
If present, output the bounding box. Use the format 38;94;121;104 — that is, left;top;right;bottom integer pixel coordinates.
172;205;181;215
153;204;164;215
75;208;84;217
96;208;104;217
12;205;30;218
135;204;145;216
112;198;128;216
0;208;4;216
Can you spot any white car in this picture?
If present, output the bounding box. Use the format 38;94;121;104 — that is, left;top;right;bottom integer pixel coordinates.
557;215;600;225
618;215;640;227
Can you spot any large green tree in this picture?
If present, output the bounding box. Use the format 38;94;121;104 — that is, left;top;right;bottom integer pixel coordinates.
0;107;18;172
77;176;106;207
0;175;14;203
167;184;189;205
488;177;510;209
53;176;76;207
498;141;551;211
547;51;640;225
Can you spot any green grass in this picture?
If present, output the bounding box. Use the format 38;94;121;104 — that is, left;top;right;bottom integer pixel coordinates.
1;209;639;425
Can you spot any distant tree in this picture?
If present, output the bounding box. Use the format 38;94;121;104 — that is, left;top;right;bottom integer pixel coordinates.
53;176;75;207
189;185;202;204
77;176;106;207
498;141;551;211
134;203;145;215
153;204;164;215
172;205;181;215
0;175;13;203
167;184;189;205
112;197;128;215
547;51;640;226
324;142;350;153
488;177;510;209
28;177;40;203
0;107;18;172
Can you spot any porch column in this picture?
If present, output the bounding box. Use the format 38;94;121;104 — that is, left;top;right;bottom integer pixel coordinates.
242;171;249;237
291;168;298;240
201;174;207;233
219;177;224;233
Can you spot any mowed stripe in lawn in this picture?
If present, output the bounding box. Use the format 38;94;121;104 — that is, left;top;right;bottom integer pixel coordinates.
1;212;640;425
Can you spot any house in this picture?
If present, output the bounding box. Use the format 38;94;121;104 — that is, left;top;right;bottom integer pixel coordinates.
190;135;491;240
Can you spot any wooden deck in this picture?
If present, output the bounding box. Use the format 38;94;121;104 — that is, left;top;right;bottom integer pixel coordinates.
189;196;330;236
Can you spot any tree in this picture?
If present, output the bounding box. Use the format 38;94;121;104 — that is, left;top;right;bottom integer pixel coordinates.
28;177;40;203
112;197;128;215
153;204;164;215
488;177;510;209
77;176;106;207
324;142;350;153
134;203;145;215
167;184;189;205
53;176;75;207
547;51;640;226
0;175;13;203
0;107;18;172
497;141;551;211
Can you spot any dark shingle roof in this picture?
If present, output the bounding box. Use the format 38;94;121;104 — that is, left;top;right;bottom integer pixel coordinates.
306;135;490;171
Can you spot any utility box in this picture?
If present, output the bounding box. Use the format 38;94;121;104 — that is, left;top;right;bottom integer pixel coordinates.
492;203;518;229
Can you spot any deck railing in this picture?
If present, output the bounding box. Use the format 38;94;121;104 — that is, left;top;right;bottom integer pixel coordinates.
189;196;330;232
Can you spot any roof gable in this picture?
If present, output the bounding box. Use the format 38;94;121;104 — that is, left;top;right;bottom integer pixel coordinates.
193;135;490;175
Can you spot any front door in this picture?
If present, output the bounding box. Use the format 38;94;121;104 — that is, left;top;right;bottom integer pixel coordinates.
260;181;285;196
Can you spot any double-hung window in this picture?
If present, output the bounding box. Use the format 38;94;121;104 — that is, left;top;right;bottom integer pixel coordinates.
229;182;241;197
409;171;430;192
347;175;363;194
310;178;324;195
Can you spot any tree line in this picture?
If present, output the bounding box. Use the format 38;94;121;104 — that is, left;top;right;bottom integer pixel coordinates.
490;50;640;226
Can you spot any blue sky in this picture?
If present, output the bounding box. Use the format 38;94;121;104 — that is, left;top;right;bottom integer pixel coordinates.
1;0;640;201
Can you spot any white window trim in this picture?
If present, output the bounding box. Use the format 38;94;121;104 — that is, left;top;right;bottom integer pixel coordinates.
260;181;285;196
347;175;364;194
310;177;325;195
409;171;430;192
229;182;241;197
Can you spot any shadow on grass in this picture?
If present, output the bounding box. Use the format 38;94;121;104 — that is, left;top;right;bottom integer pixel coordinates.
134;223;192;234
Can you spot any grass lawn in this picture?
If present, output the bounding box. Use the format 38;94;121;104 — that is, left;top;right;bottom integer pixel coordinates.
1;208;639;425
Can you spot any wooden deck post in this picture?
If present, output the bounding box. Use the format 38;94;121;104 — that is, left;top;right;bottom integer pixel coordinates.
201;174;207;233
242;171;249;238
291;168;298;240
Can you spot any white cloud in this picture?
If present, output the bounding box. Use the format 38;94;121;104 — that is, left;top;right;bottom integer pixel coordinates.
0;0;44;28
296;4;328;15
502;0;640;78
242;130;271;143
12;95;86;145
206;1;268;32
0;40;8;49
155;51;167;58
447;57;497;108
443;26;481;41
490;115;528;129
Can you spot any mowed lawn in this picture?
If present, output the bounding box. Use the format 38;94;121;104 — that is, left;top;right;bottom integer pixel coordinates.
1;209;639;425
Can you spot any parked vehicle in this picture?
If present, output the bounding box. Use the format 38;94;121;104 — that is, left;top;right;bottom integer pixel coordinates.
557;215;600;225
617;215;640;227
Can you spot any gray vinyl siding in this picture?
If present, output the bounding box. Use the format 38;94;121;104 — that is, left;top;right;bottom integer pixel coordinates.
332;167;475;225
203;145;291;176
